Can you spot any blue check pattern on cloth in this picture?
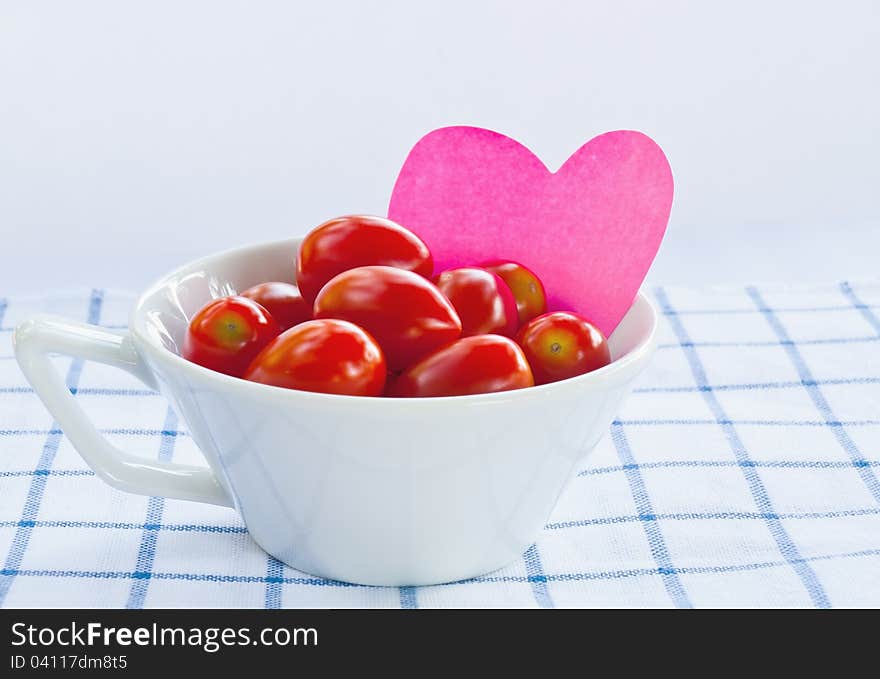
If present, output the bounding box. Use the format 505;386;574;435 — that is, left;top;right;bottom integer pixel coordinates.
1;283;879;608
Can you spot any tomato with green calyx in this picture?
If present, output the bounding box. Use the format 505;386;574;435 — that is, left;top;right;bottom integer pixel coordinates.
516;311;610;385
481;260;547;325
182;296;280;377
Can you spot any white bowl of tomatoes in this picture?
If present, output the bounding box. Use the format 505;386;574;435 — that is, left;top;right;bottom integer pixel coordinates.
15;216;657;586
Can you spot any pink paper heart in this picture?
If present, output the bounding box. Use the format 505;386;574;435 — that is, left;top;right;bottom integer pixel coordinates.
388;126;673;337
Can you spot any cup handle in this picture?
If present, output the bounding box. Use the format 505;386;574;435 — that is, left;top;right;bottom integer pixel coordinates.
14;315;233;507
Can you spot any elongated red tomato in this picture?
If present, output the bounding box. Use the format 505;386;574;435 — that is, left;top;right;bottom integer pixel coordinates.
313;265;461;371
389;335;534;397
434;267;518;337
296;215;433;304
244;319;386;396
240;281;311;331
182;296;280;377
516;311;610;385
481;260;547;325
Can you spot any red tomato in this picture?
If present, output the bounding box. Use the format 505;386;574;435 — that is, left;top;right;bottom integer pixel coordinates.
240;282;311;331
296;215;433;304
481;260;547;325
244;319;386;396
434;267;518;337
313;265;461;371
388;335;534;397
516;311;610;385
182;296;280;377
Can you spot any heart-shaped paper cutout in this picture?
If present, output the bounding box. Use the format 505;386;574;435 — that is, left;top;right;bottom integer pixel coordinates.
388;126;673;337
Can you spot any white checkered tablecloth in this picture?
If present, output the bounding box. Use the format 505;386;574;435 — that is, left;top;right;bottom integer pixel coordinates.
1;282;879;608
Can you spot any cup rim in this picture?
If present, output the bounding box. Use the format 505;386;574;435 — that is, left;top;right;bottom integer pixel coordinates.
130;236;658;405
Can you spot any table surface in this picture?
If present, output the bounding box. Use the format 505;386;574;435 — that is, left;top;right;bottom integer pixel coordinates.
1;279;879;608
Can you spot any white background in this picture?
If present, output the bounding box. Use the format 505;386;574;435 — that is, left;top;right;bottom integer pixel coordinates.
1;1;878;295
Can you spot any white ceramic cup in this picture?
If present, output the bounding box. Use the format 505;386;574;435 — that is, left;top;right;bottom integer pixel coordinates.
14;237;657;586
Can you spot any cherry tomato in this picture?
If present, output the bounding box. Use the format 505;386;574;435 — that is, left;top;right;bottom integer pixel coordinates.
481;260;547;325
244;319;386;396
240;281;311;331
388;335;534;397
516;311;610;385
313;265;461;371
182;296;280;377
296;215;433;304
434;267;518;337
